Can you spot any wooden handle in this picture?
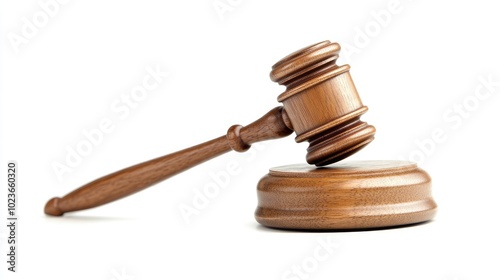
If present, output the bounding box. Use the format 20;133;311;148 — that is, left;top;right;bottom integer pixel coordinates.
44;107;292;216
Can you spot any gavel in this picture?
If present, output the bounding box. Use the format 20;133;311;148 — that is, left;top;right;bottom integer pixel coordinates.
44;41;377;217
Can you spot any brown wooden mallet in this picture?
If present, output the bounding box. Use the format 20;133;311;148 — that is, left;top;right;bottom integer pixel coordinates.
45;41;436;230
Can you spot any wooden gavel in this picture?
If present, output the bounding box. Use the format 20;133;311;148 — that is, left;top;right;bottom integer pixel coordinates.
45;41;376;216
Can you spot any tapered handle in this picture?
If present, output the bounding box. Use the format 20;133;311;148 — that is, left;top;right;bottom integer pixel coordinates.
45;107;293;216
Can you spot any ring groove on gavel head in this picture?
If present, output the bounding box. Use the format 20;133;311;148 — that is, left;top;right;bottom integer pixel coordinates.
271;41;376;166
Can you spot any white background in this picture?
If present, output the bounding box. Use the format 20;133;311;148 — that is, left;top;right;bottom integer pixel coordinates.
1;0;500;279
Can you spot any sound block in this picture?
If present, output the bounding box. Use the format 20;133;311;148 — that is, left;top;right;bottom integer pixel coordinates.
255;160;437;230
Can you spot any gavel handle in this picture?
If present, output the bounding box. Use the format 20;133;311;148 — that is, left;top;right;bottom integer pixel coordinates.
45;107;293;216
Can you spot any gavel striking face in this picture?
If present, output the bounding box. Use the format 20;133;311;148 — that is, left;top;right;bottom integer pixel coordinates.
44;40;376;216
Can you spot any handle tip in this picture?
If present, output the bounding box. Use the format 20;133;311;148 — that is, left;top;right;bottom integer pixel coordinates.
44;197;64;216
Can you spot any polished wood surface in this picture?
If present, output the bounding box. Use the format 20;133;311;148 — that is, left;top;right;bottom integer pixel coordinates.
271;41;375;165
44;40;379;217
45;107;293;216
255;160;437;230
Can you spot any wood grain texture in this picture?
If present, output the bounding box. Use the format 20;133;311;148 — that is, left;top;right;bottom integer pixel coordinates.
45;40;380;217
270;41;375;166
255;160;437;230
45;107;292;216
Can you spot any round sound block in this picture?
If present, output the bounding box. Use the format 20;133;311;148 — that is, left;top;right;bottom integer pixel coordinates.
255;160;437;230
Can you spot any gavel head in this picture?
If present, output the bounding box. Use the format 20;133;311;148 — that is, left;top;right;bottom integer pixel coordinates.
271;41;376;166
